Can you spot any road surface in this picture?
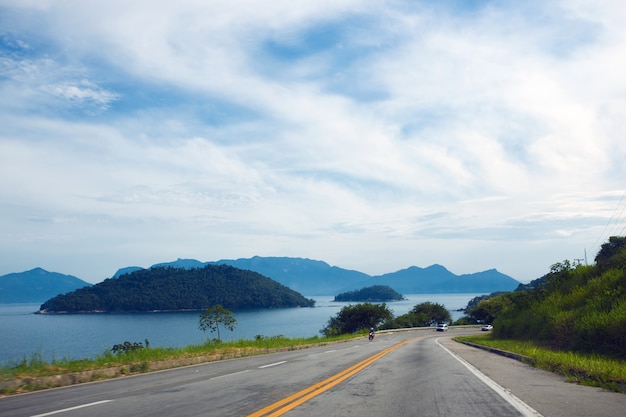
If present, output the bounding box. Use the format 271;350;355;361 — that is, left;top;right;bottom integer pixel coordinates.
1;329;624;416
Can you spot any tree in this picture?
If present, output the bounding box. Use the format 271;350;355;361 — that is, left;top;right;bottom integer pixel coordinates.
595;236;626;271
409;301;451;324
198;305;237;340
321;303;393;336
381;301;451;329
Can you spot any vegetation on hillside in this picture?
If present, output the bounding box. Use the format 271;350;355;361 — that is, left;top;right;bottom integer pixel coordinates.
462;236;626;359
39;265;315;313
333;285;404;302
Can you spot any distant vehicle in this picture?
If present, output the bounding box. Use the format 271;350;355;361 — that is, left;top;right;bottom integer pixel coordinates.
481;324;493;331
436;323;448;332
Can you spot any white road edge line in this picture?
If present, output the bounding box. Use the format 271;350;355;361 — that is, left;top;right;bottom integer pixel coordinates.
259;361;287;369
437;338;544;417
30;400;112;417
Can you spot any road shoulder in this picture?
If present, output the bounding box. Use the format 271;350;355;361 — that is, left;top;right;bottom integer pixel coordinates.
439;335;626;417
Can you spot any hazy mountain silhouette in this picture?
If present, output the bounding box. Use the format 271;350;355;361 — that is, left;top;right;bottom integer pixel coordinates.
112;257;520;295
367;264;520;294
0;268;91;303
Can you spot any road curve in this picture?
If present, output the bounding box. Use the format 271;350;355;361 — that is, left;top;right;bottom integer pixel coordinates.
1;329;624;417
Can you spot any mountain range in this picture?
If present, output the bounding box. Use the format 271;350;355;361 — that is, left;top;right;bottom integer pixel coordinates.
1;257;522;303
125;256;521;295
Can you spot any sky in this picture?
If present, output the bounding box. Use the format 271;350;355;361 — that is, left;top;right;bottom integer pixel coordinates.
1;0;625;285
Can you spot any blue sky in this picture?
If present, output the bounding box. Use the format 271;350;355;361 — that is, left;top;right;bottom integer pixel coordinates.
1;0;625;284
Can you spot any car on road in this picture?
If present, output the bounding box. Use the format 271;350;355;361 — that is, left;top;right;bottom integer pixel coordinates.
436;323;449;332
481;324;493;331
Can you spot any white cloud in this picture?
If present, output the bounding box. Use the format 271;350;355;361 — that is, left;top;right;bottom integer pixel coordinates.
1;0;625;283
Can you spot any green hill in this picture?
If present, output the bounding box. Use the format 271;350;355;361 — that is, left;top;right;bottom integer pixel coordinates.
38;264;315;313
468;236;626;359
334;285;405;302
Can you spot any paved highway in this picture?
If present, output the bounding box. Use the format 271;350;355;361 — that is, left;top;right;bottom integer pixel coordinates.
1;329;624;416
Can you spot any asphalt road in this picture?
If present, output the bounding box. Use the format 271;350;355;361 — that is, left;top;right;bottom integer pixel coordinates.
1;329;625;417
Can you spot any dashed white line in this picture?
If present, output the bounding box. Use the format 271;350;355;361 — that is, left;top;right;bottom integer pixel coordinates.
210;369;250;380
258;361;287;369
30;400;112;417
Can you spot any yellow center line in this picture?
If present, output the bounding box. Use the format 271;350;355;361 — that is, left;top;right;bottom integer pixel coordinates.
247;337;415;417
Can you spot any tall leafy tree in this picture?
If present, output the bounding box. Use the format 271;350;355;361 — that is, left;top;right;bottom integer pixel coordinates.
409;301;451;324
199;305;237;341
321;303;392;336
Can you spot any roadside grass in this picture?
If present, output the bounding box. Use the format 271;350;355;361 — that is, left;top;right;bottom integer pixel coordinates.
0;333;360;390
456;334;626;393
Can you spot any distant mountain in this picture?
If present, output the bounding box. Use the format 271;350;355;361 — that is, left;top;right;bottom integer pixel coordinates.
210;257;372;295
0;268;91;303
115;257;520;295
40;264;314;313
152;259;208;270
367;264;520;294
113;266;144;278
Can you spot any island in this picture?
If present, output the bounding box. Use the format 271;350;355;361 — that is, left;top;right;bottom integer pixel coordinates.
38;264;315;313
333;285;405;302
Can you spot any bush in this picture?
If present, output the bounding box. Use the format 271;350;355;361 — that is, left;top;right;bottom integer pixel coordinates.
111;341;146;355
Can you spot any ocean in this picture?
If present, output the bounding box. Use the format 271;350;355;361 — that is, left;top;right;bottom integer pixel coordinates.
0;294;480;364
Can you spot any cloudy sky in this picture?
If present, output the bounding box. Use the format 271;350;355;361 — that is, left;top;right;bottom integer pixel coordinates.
1;1;625;284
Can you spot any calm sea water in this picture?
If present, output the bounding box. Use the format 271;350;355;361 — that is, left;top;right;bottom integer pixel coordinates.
0;294;480;364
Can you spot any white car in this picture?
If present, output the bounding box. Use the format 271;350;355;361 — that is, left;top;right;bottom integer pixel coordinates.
481;324;493;331
436;323;449;332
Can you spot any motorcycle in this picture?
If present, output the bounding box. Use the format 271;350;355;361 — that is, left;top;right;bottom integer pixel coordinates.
368;331;374;341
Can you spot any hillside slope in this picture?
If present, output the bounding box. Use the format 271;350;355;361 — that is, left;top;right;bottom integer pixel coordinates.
473;236;626;358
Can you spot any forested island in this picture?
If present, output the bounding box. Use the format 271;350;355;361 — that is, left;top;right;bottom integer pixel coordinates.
38;265;315;313
333;285;405;302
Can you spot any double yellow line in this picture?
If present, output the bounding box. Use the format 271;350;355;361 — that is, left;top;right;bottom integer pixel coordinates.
247;337;415;417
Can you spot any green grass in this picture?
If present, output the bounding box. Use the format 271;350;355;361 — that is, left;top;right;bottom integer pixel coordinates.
0;334;361;393
456;334;626;393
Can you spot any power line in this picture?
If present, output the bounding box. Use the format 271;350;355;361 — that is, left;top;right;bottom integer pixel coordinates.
589;189;626;257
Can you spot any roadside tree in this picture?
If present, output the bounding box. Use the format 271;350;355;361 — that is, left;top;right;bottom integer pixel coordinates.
382;301;451;329
321;302;392;336
199;304;237;341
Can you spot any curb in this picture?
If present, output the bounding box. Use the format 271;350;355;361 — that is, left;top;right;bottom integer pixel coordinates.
455;339;534;364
